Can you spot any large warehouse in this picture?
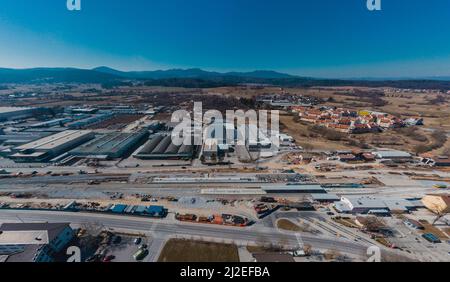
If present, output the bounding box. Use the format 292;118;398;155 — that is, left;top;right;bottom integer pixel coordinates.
334;196;424;214
0;107;35;121
71;130;148;159
9;130;95;162
134;134;194;160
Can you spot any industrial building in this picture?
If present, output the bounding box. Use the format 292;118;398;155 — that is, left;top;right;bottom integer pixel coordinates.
29;118;72;128
0;107;35;121
9;130;94;162
0;127;69;157
71;130;148;160
0;130;54;149
134;134;194;160
0;223;75;262
373;150;412;160
334;196;424;214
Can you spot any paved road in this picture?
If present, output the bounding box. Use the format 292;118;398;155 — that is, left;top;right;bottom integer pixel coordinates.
147;236;166;262
0;209;370;258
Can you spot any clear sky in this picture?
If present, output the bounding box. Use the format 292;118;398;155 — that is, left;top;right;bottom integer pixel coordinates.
0;0;449;78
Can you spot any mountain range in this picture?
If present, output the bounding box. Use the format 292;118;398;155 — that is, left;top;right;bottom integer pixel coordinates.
92;66;296;80
0;66;295;84
0;67;449;90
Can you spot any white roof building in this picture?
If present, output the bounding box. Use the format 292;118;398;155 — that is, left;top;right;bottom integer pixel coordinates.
334;196;423;214
373;150;412;159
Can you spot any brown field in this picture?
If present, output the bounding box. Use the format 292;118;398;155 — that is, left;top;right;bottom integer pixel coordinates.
157;239;239;262
277;219;302;232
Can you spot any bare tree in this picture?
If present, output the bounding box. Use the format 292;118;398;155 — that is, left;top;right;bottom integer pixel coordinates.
303;244;313;256
324;249;342;261
363;217;385;232
81;222;104;236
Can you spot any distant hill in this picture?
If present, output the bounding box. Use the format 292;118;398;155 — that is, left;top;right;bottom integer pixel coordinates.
0;67;449;90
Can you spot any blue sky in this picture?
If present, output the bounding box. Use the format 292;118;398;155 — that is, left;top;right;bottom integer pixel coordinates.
0;0;449;78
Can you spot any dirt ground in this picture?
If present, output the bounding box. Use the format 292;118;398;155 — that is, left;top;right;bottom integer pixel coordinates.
158;239;239;262
276;219;302;232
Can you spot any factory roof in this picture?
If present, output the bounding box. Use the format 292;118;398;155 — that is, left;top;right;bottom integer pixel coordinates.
339;196;423;212
134;134;193;158
15;130;93;151
0;231;49;245
10;151;47;158
343;196;388;209
0;223;71;262
0;223;70;243
73;131;145;155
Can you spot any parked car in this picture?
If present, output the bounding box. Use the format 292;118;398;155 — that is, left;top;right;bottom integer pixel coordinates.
133;249;149;261
112;236;122;244
103;255;115;262
134;238;142;245
422;233;441;244
139;244;148;250
288;250;307;257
